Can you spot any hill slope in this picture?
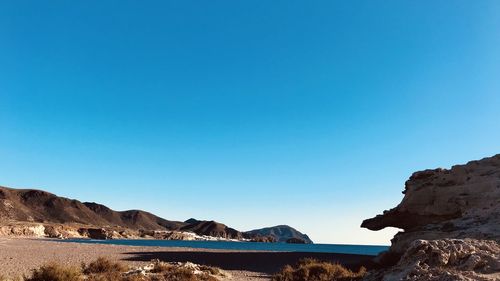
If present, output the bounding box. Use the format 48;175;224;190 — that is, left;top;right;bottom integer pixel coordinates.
0;186;183;230
180;219;243;239
0;185;313;242
245;225;313;243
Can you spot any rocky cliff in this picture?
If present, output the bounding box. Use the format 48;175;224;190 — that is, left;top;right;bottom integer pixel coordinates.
362;154;500;280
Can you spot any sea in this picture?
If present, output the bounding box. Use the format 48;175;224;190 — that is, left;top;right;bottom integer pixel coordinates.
59;239;389;256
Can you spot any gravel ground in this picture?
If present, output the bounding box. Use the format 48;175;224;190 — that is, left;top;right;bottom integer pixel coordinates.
0;237;270;281
0;237;373;281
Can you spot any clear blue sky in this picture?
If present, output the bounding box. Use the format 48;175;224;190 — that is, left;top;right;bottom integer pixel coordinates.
1;1;499;244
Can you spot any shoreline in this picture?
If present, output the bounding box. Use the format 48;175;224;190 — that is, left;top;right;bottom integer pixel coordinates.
0;237;375;280
53;237;388;256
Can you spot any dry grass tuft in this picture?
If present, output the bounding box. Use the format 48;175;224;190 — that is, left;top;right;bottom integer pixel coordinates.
273;258;367;281
24;262;83;281
82;257;128;274
15;258;220;281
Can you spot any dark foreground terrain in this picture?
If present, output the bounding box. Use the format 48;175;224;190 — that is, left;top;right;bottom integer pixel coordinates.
0;238;374;281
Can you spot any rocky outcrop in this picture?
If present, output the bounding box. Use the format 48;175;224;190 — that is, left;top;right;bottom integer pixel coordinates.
362;154;500;254
78;228;125;240
0;223;135;239
364;239;500;281
44;224;86;239
0;224;45;237
362;154;500;280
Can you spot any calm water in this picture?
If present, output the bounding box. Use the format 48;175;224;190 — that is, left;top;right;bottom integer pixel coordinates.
60;239;388;256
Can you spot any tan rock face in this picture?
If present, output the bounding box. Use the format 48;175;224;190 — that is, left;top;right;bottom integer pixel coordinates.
0;224;46;237
362;154;500;254
361;154;500;280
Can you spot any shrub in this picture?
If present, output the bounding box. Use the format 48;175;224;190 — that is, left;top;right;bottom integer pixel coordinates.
83;257;128;274
273;258;366;281
24;263;82;281
22;258;220;281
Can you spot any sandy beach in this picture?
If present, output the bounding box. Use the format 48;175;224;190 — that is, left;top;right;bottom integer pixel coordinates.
0;238;375;280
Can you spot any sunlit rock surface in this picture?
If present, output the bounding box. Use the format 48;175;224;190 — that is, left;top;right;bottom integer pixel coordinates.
362;154;500;280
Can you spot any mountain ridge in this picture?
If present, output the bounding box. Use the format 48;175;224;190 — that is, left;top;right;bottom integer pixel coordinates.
0;185;311;243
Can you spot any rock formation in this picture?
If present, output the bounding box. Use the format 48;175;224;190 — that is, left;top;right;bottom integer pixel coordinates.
366;239;499;281
362;154;500;280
